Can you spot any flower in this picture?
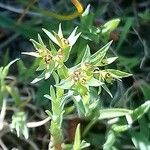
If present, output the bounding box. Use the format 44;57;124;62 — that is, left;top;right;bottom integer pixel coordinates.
56;41;131;96
56;64;103;95
42;24;81;62
42;24;81;49
22;35;57;83
22;35;54;66
22;25;81;83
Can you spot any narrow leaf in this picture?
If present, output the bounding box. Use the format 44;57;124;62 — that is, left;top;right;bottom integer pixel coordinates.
58;23;63;38
99;108;132;120
50;86;56;100
30;39;45;50
38;34;45;46
97;57;118;66
131;101;150;121
42;28;59;46
3;58;19;77
101;84;113;98
73;124;81;150
116;17;133;51
88;78;103;87
91;41;113;66
106;69;132;78
81;45;91;63
49;40;57;55
22;52;40;57
55;78;74;89
31;72;45;84
102;19;120;34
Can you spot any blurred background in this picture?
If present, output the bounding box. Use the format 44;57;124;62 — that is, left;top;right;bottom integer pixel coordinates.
0;0;150;149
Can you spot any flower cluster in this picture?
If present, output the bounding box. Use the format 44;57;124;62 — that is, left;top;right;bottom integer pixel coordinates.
23;24;80;83
57;42;131;97
23;24;131;109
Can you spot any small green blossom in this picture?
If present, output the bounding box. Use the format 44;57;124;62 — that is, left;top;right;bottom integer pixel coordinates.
22;25;81;83
56;63;103;96
42;24;81;49
42;24;81;62
22;38;56;83
57;41;131;99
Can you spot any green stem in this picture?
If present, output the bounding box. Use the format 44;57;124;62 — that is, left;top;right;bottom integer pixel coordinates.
49;124;63;150
83;118;97;137
82;93;90;116
57;65;69;80
49;87;64;150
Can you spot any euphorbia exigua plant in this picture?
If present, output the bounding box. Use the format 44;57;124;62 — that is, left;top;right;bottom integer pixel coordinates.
1;20;149;149
22;23;134;150
0;3;149;150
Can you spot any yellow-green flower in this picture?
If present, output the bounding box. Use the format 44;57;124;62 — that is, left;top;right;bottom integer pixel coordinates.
42;24;81;62
22;35;57;83
56;65;103;96
42;24;81;49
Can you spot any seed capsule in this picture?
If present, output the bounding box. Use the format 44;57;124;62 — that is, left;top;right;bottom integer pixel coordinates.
44;54;52;64
105;72;111;78
81;78;86;84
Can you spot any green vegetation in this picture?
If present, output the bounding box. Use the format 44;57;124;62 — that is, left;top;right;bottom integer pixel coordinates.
0;0;150;149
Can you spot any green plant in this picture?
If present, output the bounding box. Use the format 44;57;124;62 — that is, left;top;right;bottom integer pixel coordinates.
20;19;150;149
0;58;29;139
0;4;150;150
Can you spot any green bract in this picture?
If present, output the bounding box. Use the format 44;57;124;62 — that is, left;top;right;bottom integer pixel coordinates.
102;19;120;34
42;24;81;62
0;3;150;149
23;24;132;114
22;25;81;83
56;41;131;100
21;24;149;150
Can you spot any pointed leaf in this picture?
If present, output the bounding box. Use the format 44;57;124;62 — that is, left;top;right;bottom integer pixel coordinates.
71;32;81;46
73;124;81;150
131;101;150;121
91;41;113;66
68;27;81;46
81;45;91;63
102;83;113;98
82;5;90;17
98;57;118;66
50;86;56;100
88;78;103;87
3;58;19;77
22;52;40;57
49;40;57;55
73;95;86;117
44;61;55;79
106;69;132;79
31;72;45;84
45;110;52;117
56;78;74;89
36;60;45;71
45;69;53;80
102;19;120;34
42;28;59;46
80;140;90;149
30;39;45;50
52;71;59;84
63;47;71;62
99;108;132;120
38;34;45;46
44;94;53;101
58;23;63;38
